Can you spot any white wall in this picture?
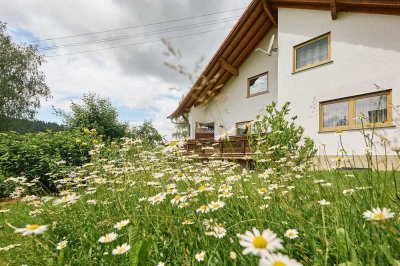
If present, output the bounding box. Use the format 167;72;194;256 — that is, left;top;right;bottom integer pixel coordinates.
189;28;278;139
277;9;400;155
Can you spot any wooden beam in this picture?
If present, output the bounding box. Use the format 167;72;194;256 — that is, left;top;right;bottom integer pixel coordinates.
218;58;239;76
330;0;337;19
263;0;278;26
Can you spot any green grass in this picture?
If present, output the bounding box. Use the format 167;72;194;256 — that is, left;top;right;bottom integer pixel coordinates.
0;142;399;266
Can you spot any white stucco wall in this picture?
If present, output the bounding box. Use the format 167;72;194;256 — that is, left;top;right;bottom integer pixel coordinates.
277;9;400;155
189;28;278;139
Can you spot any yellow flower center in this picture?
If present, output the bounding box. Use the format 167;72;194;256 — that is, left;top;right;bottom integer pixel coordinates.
27;224;40;230
213;203;220;208
253;236;268;249
174;195;181;200
373;213;384;220
117;247;124;253
259;188;266;193
198;186;206;191
272;261;287;266
288;232;294;236
200;205;208;210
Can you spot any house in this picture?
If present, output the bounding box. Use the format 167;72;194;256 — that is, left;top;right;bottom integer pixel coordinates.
169;0;400;166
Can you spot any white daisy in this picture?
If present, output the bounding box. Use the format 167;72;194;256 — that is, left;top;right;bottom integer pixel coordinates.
114;219;130;230
237;228;283;257
15;224;48;236
229;251;237;260
56;240;68;250
195;251;206;262
98;232;118;243
363;207;395;221
112;243;131;255
259;253;302;266
318;199;331;206
170;195;186;205
196;204;210;213
208;201;225;211
284;229;299;239
148;193;166;205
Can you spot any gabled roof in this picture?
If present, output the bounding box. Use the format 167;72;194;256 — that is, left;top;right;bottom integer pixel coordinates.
169;0;400;118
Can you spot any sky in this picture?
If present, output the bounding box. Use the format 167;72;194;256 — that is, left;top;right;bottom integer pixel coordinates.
0;0;250;139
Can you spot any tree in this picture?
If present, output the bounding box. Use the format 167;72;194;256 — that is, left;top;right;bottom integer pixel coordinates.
58;92;128;140
131;120;165;146
0;21;50;120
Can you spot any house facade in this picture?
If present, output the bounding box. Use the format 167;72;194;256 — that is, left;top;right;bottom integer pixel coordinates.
170;0;400;163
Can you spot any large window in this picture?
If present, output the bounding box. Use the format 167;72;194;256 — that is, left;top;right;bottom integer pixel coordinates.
294;33;331;73
319;90;392;132
247;72;268;97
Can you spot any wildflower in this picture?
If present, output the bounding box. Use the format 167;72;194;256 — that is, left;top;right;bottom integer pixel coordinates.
182;219;194;225
206;225;227;238
335;129;343;136
112;243;131;255
259;204;269;210
237;228;283;257
15;224;48;236
196;205;210;213
258;188;268;195
98;232;118;243
87;199;97;205
318;199;331;206
208;201;225;211
195;251;206;262
170;195;186;205
157;262;165;266
229;251;237;260
259;253;302;266
285;229;299;239
53;193;80;206
148;193;166;205
114;219;130;230
363;207;395;221
56;240;68;250
0;209;10;213
342;189;355;195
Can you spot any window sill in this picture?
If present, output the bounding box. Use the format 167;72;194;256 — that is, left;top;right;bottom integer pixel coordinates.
318;124;396;133
247;90;269;98
292;60;333;74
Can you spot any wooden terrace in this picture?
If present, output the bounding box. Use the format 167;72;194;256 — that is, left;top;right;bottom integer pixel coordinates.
184;136;254;160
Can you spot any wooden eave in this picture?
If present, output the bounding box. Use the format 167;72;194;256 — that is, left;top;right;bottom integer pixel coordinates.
169;0;400;118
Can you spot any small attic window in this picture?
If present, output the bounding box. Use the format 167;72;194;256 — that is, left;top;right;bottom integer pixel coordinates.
247;72;268;97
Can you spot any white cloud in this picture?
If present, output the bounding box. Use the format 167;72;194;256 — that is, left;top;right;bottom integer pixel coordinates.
1;0;250;138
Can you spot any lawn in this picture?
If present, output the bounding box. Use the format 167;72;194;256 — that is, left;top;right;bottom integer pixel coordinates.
0;140;399;265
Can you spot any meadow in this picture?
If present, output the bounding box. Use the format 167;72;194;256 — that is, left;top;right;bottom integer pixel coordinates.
0;136;399;266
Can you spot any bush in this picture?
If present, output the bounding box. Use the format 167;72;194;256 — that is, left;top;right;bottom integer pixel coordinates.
0;130;98;197
249;102;317;172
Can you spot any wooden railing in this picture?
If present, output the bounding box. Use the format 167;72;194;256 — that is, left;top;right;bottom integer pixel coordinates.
184;136;253;159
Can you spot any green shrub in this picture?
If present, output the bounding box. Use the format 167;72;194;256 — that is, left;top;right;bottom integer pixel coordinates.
0;130;98;197
249;102;317;172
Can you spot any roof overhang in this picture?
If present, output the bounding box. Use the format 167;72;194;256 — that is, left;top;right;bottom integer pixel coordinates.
169;0;400;118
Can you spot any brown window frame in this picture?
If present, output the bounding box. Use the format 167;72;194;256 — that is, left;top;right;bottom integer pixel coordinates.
319;90;393;132
293;32;332;73
247;72;269;98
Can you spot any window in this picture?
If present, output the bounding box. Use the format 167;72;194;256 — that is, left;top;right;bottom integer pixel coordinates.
319;90;392;132
236;121;252;136
294;33;331;72
247;72;268;97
